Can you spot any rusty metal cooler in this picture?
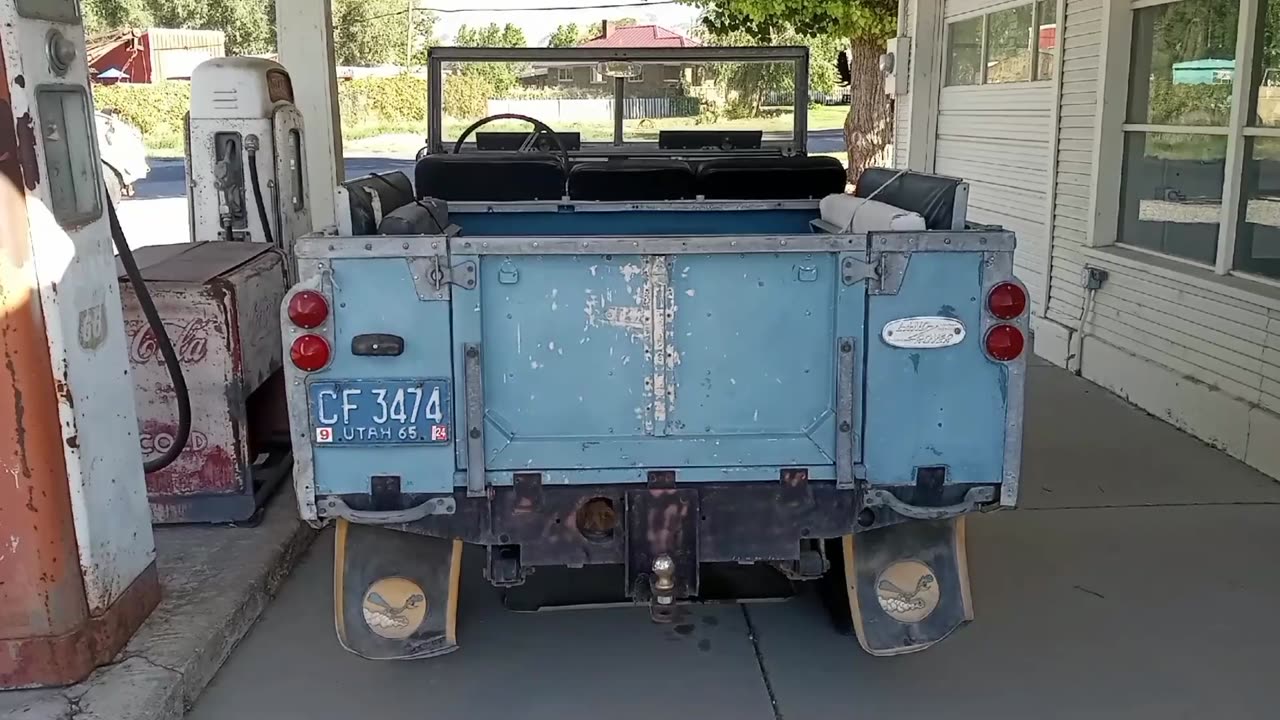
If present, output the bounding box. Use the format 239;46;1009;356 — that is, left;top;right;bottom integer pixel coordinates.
119;242;292;523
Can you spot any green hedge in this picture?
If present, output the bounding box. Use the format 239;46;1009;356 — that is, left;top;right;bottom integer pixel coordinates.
92;76;430;153
337;75;428;125
1147;80;1232;126
93;81;191;137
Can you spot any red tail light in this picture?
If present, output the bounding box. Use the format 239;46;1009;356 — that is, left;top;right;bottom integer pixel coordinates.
291;334;331;371
288;290;329;329
987;282;1027;319
985;324;1024;362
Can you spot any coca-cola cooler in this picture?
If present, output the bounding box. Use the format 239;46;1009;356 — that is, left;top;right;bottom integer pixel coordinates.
119;242;292;524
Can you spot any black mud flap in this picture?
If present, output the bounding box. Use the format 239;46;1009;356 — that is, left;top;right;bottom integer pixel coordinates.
842;517;973;657
334;520;462;660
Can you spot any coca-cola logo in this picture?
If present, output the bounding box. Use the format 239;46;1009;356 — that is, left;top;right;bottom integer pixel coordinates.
129;318;213;364
139;429;209;457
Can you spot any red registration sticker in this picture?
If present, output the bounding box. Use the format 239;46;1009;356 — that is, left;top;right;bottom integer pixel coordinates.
431;425;449;442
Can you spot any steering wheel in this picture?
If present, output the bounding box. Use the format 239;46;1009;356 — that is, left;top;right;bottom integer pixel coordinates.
452;113;571;169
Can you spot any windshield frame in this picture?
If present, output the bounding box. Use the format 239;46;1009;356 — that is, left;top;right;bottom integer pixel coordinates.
426;46;811;156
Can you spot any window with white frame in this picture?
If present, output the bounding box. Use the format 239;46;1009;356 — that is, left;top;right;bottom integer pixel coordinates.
944;0;1057;87
1117;0;1280;279
556;67;575;82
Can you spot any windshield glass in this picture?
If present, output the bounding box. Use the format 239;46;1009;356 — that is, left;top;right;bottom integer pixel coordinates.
434;49;807;148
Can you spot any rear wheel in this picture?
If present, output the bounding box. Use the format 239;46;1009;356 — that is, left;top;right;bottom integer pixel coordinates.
103;164;123;205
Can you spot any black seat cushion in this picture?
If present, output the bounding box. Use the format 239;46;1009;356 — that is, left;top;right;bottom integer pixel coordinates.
695;156;847;200
341;172;415;235
568;159;696;201
415;153;565;201
854;168;963;230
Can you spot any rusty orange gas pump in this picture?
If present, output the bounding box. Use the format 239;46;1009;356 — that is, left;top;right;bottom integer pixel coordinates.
0;0;160;688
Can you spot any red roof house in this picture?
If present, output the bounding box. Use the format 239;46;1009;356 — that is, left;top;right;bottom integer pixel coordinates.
578;22;700;48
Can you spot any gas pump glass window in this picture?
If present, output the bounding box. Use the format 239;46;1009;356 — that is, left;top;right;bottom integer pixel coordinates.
36;87;102;225
620;59;796;145
15;0;79;22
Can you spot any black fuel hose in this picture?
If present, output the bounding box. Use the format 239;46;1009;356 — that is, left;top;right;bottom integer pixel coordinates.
246;143;276;248
107;196;191;473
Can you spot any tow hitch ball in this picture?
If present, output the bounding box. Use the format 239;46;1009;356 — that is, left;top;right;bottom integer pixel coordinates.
650;554;677;623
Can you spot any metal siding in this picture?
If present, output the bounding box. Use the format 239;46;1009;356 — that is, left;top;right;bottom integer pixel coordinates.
935;82;1053;311
1046;0;1100;323
894;0;914;169
1042;0;1280;420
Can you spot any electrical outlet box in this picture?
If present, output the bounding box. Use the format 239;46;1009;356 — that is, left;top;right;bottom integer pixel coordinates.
883;37;910;96
1081;266;1109;290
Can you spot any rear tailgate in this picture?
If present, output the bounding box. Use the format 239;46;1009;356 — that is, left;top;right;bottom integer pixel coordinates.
448;234;867;487
286;228;1025;518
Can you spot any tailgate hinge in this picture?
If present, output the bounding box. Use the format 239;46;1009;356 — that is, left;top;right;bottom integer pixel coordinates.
409;257;477;301
841;253;908;295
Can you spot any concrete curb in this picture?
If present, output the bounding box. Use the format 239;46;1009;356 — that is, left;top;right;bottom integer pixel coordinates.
0;492;316;720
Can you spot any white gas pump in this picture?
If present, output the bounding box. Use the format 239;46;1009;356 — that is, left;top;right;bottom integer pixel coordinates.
0;0;159;687
186;57;309;261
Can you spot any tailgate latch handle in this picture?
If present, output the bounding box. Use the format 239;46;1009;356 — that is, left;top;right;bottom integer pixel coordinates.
863;486;997;521
351;333;404;356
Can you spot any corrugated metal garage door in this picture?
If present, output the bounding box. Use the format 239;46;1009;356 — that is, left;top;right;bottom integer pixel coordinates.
935;0;1055;312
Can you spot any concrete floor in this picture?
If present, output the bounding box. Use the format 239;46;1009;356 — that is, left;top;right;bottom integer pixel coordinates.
188;362;1280;719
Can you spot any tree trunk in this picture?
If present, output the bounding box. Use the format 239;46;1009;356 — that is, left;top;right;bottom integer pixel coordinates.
843;36;895;187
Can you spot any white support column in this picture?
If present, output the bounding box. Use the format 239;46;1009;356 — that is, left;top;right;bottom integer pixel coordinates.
907;0;942;173
276;0;344;232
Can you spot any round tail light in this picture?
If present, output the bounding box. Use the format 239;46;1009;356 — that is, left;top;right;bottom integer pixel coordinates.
987;282;1027;319
288;290;329;329
291;334;331;371
985;324;1024;362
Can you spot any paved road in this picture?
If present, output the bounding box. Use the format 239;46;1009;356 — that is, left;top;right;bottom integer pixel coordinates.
188;362;1280;719
115;156;417;249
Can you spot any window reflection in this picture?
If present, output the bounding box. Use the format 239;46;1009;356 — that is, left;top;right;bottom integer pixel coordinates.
1127;0;1239;126
946;17;984;86
1236;137;1280;278
1118;132;1226;265
986;5;1034;84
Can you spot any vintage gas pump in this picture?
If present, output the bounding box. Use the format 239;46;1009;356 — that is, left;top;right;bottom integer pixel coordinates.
186;57;310;258
113;58;306;524
0;0;159;688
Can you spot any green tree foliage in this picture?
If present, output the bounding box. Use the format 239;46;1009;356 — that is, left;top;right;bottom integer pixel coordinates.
84;0;275;55
86;0;438;66
331;0;438;66
685;0;896;180
455;22;527;48
450;22;530;101
547;23;581;48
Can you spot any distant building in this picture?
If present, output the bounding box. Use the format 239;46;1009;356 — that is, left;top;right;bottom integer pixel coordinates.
88;28;226;83
520;21;704;96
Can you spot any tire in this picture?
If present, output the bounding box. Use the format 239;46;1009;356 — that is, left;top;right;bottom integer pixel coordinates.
104;165;123;206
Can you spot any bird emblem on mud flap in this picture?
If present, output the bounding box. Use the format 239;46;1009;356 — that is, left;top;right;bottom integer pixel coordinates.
362;577;428;640
875;560;941;623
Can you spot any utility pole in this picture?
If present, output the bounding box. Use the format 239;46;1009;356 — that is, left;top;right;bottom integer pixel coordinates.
406;0;414;69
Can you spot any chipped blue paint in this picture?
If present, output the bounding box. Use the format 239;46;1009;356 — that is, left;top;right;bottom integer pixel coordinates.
863;252;1008;486
305;208;1010;498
